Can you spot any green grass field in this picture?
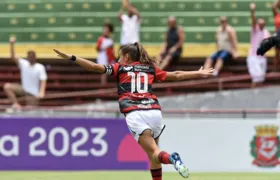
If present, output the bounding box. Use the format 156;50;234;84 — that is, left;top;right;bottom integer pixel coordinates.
0;172;279;180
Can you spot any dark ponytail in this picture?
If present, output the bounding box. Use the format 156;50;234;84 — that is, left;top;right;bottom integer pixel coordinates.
134;42;158;65
120;42;158;66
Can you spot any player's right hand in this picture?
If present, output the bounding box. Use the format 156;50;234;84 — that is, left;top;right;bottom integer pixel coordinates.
198;67;215;77
53;49;71;60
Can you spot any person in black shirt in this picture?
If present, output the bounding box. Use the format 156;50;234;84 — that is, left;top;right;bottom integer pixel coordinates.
158;16;185;70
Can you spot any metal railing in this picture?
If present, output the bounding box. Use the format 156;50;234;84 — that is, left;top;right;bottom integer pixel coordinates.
1;105;280;119
0;72;280;104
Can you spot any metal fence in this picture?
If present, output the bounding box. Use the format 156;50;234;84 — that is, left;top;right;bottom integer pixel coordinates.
1;106;280;119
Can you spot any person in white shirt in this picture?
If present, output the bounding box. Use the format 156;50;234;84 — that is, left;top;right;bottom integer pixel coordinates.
96;23;115;85
3;37;47;111
118;0;141;48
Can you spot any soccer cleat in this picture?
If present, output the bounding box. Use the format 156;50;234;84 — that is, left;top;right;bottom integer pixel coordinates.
169;152;189;178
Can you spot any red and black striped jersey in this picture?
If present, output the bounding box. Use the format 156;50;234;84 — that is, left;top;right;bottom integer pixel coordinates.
104;62;167;113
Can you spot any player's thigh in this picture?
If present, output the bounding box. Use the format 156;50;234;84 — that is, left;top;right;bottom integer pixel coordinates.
138;130;160;157
145;110;165;140
125;110;153;142
125;110;165;141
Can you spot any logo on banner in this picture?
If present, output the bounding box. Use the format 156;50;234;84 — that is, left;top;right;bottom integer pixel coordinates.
250;125;280;167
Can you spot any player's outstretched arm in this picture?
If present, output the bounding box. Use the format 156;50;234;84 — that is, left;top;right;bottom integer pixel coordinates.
53;49;105;73
165;67;214;81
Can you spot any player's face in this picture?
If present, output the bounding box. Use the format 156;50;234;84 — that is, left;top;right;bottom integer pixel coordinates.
118;51;130;65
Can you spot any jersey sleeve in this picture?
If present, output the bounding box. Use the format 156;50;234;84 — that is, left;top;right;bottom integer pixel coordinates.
154;66;167;82
104;63;120;77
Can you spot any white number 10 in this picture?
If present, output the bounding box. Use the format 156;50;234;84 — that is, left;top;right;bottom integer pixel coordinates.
128;72;148;93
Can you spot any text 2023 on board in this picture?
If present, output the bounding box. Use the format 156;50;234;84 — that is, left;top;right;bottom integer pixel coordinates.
0;127;108;157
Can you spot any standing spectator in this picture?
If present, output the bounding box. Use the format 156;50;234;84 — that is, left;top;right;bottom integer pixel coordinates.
158;16;185;70
118;0;141;48
247;3;270;88
96;23;115;85
272;0;280;71
3;37;47;112
203;16;238;76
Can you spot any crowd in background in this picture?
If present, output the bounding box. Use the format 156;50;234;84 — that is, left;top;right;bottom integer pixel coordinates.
96;0;280;88
3;0;280;111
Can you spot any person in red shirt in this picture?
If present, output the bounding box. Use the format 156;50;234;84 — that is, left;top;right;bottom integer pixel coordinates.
272;0;280;70
96;23;116;85
53;42;214;180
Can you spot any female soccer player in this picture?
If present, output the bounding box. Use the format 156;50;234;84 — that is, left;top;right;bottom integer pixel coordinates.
53;43;214;179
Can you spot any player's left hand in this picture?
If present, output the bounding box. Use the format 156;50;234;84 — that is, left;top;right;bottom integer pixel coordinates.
53;49;71;60
198;67;215;78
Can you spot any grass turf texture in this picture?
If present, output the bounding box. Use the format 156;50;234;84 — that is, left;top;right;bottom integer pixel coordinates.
0;172;279;180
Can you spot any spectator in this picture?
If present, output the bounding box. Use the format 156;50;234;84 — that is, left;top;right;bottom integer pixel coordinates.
118;0;141;48
247;3;270;88
203;16;238;76
158;16;185;70
272;0;280;71
96;23;115;85
3;37;47;112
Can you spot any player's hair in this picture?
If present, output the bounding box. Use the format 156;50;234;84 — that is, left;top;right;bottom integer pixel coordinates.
104;23;114;33
120;42;157;65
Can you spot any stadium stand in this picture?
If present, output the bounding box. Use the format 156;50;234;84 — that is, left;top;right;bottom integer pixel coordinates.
0;0;275;57
0;0;278;107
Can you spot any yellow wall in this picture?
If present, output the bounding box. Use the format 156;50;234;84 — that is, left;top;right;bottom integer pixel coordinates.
0;43;274;59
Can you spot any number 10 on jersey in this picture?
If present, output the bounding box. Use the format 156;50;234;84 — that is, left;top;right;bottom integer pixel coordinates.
128;72;148;93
